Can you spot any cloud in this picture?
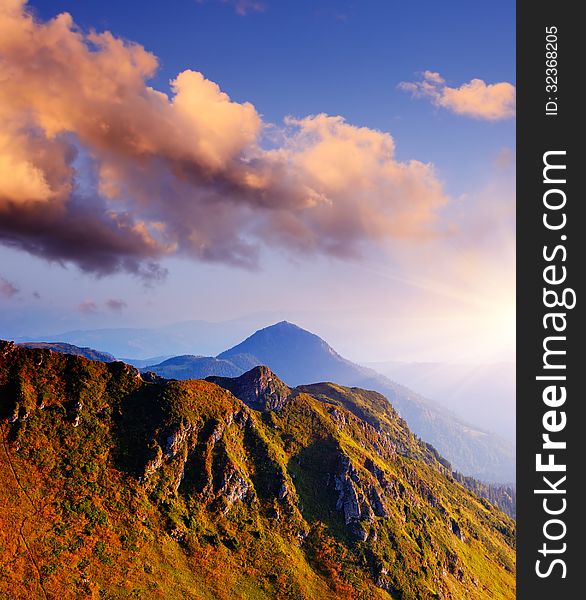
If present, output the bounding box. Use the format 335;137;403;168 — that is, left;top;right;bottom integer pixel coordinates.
0;277;19;298
197;1;266;16
399;71;516;120
230;0;266;15
106;298;127;312
259;114;447;256
78;299;98;314
495;147;515;170
0;2;449;279
79;298;127;313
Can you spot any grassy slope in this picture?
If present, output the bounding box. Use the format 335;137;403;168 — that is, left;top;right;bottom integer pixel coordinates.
0;342;514;599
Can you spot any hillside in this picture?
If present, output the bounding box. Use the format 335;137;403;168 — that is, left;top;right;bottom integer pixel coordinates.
0;342;515;599
147;322;515;483
205;371;515;518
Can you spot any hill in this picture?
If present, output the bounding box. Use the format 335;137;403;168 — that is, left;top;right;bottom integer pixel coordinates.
147;322;515;483
0;342;515;599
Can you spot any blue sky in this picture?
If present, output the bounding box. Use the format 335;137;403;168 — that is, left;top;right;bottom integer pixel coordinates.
0;0;515;362
29;0;515;192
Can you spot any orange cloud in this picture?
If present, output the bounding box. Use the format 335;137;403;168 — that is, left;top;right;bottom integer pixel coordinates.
400;71;515;120
259;115;447;255
0;1;449;278
0;276;19;298
78;299;98;314
230;0;266;15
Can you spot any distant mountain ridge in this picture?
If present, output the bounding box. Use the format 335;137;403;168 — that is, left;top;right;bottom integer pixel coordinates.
16;317;277;359
146;354;242;379
145;322;515;483
17;341;115;363
366;360;515;442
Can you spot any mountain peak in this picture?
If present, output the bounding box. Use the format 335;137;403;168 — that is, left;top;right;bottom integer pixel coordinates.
207;365;291;411
222;321;332;348
272;320;302;329
216;321;346;386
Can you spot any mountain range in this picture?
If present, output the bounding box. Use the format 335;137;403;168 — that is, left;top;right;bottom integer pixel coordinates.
14;317;277;360
141;322;514;483
365;361;515;443
0;342;515;599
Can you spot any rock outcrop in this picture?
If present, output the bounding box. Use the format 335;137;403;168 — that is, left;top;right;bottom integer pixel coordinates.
207;365;291;411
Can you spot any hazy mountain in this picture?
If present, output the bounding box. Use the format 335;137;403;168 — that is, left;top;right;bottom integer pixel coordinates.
120;355;173;368
147;322;515;483
365;361;515;442
17;341;115;362
145;355;243;379
0;342;515;599
218;321;362;384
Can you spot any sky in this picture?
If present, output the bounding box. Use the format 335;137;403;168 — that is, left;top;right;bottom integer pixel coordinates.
0;0;516;363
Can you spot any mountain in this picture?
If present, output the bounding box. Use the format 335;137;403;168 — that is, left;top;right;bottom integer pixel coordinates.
148;322;515;483
207;365;292;412
145;355;243;379
218;321;357;383
120;355;173;368
17;341;115;363
0;342;515;599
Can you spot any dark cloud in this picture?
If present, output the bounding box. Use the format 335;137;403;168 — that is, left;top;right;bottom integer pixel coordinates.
0;190;169;279
106;298;127;312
